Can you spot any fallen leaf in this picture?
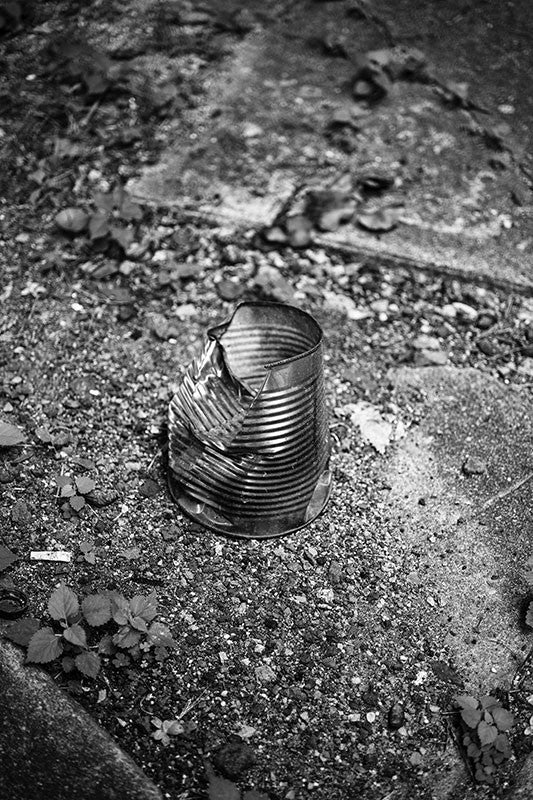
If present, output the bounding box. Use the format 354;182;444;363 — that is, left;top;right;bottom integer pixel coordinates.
55;207;88;234
3;617;40;646
0;545;18;573
345;401;393;454
0;421;25;446
356;205;401;232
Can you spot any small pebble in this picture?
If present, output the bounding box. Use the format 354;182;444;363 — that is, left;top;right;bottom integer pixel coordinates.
462;456;487;476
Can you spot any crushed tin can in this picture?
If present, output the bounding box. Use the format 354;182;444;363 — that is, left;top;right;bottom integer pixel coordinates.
168;301;332;538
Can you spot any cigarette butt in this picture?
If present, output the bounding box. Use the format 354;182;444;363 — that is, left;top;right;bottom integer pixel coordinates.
30;551;72;563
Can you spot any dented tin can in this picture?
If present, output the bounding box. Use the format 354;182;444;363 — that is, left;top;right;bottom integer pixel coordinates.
168;302;332;538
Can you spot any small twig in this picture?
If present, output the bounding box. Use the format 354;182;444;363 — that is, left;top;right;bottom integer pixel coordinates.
178;689;207;719
510;643;533;689
479;471;533;513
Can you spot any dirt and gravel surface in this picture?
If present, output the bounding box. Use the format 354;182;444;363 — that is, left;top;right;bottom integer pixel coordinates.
2;2;533;800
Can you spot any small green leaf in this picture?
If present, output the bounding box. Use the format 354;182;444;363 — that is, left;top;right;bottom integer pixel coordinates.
97;633;115;655
82;594;111;626
63;623;87;648
75;651;101;678
494;732;512;755
129;592;157;622
60;483;75;497
75;476;96;495
108;592;129;625
455;695;479;711
461;708;482;729
523;570;533;586
3;617;40;646
479;695;499;710
69;495;86;512
0;421;26;446
113;626;141;649
477;720;498;746
467;743;480;758
129;615;148;633
148;621;176;649
48;583;79;621
27;627;63;663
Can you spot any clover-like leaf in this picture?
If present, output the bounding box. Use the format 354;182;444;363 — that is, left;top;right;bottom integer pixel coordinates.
48;583;79;621
27;627;63;663
70;495;86;512
82;594;111;627
75;651;101;679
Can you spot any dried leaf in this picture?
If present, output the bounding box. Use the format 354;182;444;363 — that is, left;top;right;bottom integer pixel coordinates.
347;401;393;454
110;226;134;251
82;594;112;626
26;627;63;663
75;651;101;678
48;583;79;621
89;211;110;240
0;421;25;446
63;623;87;648
35;426;53;443
3;617;40;646
55;207;88;234
119;546;141;561
0;545;18;572
356;205;401;232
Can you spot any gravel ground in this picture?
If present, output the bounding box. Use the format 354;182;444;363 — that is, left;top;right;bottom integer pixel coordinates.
2;209;533;799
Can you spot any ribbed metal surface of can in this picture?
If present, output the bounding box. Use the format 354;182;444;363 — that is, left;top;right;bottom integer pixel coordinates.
168;302;331;538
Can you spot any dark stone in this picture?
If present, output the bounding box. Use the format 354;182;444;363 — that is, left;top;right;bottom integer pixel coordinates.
11;499;31;528
388;702;405;730
212;739;255;780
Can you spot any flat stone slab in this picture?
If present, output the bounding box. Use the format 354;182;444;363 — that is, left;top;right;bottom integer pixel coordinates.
0;640;162;800
384;364;533;796
128;0;533;291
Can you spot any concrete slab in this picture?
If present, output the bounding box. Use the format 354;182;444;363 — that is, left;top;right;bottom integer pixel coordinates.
0;639;162;800
127;0;533;291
